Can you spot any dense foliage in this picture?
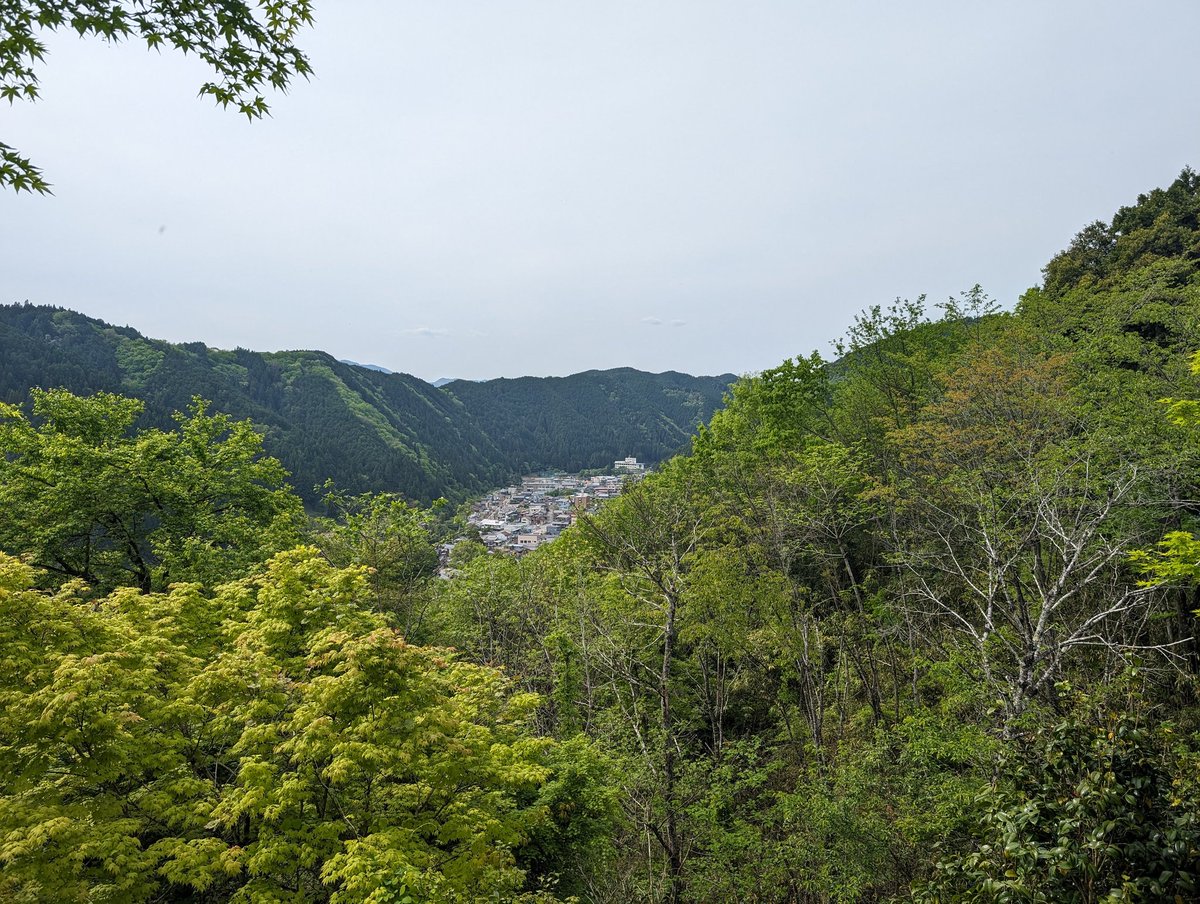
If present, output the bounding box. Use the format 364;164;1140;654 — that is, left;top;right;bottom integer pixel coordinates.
0;305;734;505
0;389;303;593
4;169;1200;901
0;549;611;902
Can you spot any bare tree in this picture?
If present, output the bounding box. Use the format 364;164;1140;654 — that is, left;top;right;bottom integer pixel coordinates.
898;456;1173;727
890;348;1182;730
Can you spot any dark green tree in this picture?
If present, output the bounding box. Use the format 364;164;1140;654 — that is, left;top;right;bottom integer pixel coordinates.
314;487;443;637
916;706;1200;903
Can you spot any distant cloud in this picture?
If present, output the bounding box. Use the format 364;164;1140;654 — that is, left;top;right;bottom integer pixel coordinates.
670;319;686;327
401;326;449;339
641;316;663;326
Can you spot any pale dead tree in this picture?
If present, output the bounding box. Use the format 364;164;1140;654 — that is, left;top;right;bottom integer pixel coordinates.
883;346;1190;730
692;639;739;756
579;470;707;904
898;453;1179;731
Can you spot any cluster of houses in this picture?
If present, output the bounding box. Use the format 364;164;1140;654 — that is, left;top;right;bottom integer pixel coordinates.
464;460;647;555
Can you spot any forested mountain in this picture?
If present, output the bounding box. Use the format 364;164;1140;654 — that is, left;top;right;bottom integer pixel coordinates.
443;368;737;474
0;305;734;503
4;170;1200;903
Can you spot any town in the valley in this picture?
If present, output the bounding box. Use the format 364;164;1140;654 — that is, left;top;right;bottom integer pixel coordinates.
464;457;647;555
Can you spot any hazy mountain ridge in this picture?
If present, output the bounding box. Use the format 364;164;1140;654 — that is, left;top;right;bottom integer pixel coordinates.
0;305;735;503
337;359;395;374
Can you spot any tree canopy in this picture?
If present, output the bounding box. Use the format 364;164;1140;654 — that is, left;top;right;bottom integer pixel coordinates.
0;388;305;592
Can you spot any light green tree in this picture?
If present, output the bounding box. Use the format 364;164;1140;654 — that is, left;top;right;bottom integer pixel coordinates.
0;547;611;902
0;388;304;592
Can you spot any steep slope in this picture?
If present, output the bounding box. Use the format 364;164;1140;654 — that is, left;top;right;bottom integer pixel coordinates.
1018;166;1200;373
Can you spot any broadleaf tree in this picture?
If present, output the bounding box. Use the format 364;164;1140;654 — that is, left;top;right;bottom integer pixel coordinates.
0;388;305;592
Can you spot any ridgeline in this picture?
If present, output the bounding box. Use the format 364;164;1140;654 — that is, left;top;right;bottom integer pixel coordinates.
0;305;735;504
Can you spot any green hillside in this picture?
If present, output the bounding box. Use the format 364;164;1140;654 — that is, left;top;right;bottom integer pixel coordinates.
444;368;737;474
0;306;734;503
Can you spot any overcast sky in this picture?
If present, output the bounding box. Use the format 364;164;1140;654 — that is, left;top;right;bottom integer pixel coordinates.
4;1;1199;382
